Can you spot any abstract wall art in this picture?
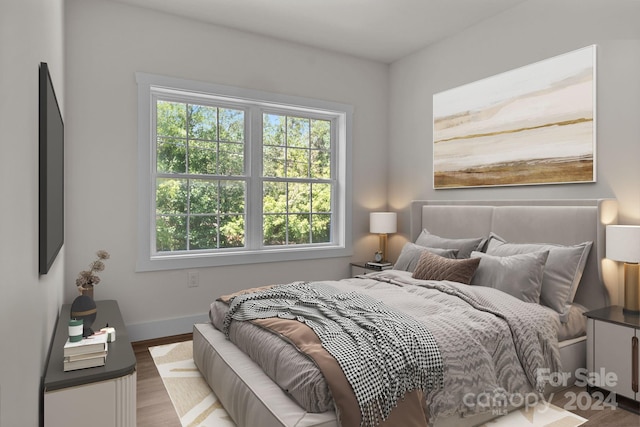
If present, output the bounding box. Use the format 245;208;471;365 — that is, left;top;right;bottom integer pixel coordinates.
433;45;595;189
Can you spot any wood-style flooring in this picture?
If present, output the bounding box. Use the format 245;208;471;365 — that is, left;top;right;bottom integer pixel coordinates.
552;385;639;427
133;334;640;427
134;333;192;427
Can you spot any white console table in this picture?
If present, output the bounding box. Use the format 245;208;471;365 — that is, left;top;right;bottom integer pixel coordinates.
43;300;136;427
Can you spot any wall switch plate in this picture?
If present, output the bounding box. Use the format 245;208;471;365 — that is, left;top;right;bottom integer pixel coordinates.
187;270;199;288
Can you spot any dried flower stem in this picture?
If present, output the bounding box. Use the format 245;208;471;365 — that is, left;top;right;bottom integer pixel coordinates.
76;250;110;292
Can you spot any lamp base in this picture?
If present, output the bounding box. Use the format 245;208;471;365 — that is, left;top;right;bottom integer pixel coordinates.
624;263;640;315
378;233;388;263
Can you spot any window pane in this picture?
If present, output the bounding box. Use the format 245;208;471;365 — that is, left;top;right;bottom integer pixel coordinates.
189;216;218;249
263;214;286;245
157;138;186;173
311;119;330;150
220;215;245;248
189;180;218;214
312;183;331;213
188;104;217;140
310;149;330;179
263;114;285;146
148;82;342;260
312;214;331;243
263;181;286;214
156;215;187;251
287;117;309;148
220;181;245;215
286;147;309;178
188;140;217;174
156;178;187;214
219;142;244;175
289;214;311;244
263;146;285;177
262;179;286;244
157;101;186;138
219;108;244;142
288;183;310;213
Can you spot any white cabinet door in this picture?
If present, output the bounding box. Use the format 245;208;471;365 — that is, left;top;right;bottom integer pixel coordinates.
45;379;116;427
44;372;136;427
593;320;638;401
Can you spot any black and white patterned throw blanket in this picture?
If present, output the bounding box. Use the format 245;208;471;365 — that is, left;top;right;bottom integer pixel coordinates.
223;281;444;427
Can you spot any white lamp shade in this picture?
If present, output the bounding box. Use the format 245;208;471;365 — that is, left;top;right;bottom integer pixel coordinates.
606;225;640;263
370;212;397;234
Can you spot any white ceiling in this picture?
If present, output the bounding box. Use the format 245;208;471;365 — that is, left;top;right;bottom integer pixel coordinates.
107;0;528;63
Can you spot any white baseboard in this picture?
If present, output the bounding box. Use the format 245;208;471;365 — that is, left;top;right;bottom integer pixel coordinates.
127;313;209;342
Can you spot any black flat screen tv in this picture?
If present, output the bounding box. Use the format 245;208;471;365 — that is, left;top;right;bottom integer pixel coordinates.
39;62;64;275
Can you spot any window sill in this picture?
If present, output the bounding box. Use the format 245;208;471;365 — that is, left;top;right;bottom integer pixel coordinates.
136;245;352;272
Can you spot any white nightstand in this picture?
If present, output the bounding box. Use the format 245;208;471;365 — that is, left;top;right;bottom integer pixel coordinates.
585;306;640;412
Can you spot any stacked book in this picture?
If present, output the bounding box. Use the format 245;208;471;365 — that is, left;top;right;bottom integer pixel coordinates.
365;261;392;270
63;331;109;371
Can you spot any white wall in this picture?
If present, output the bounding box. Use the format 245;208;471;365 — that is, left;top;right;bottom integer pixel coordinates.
65;0;389;339
0;0;65;425
389;0;640;257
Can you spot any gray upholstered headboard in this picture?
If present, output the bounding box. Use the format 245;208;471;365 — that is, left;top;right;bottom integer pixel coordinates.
409;199;619;310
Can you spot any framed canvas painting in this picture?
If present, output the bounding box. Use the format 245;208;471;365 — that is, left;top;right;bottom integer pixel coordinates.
433;45;596;189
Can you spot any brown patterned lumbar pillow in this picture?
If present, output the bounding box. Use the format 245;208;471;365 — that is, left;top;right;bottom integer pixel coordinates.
412;250;480;284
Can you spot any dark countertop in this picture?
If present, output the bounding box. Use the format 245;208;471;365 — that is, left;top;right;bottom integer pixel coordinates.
43;299;136;392
584;305;640;329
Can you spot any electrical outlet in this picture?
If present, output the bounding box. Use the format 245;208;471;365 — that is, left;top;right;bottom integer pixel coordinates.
187;270;199;288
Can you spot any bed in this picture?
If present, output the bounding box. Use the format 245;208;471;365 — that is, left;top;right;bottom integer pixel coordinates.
193;199;619;427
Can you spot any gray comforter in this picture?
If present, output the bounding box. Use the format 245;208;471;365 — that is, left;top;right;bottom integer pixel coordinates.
210;269;562;422
223;281;444;427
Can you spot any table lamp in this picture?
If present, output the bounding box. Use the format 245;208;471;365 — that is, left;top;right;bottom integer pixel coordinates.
606;225;640;314
370;212;397;263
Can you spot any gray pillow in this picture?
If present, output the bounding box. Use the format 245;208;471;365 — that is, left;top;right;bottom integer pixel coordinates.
394;242;458;272
412;251;480;284
470;250;549;303
415;229;486;259
485;233;593;322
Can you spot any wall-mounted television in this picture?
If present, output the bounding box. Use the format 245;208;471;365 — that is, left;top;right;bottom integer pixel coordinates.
39;62;64;275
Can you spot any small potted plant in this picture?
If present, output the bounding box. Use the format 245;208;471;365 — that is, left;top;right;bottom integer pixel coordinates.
75;250;110;298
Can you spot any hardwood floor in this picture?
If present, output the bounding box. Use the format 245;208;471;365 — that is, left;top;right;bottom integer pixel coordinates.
550;385;639;427
134;334;640;427
134;333;192;427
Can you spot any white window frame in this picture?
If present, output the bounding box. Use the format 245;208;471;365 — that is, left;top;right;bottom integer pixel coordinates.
136;72;353;271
